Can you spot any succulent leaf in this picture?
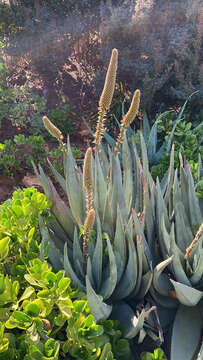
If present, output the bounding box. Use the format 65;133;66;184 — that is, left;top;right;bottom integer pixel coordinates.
171;304;202;360
170;280;203;306
86;276;112;322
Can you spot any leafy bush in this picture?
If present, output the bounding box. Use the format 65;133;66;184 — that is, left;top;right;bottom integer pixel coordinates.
0;134;81;177
0;185;132;359
0;187;51;277
0;57;46;129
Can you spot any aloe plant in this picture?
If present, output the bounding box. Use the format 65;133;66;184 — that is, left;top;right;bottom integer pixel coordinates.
147;147;203;360
34;47;203;358
33;48;159;343
34;136;155;339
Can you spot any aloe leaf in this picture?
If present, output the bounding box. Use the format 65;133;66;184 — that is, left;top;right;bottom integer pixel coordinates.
156;178;170;253
164;144;174;205
133;211;151;262
111;302;145;339
171;304;202;360
36;164;75;240
140;132;149;176
142;111;150;143
153;256;174;297
97;144;109;180
65;139;85;226
64;243;86;292
170;279;203;306
86;276;112;321
87;257;95;289
150;286;178;308
198;341;203;360
134;146;144;214
100;234;117;300
186;165;202;233
153;142;166;163
128;236;143;298
47;158;66;192
92;216;103;292
147;118;158;163
170;223;191;286
160;216;171;255
174;201;193;251
136;271;153;300
102;188;114;238
103;130;116;148
114;207;127;283
39;216;63;270
94;153;107;221
73;227;84;280
122;133;133;216
198;153;203;181
190;249;203;286
111;219;137;300
180;166;190;216
160;169;168;195
110;155;126;223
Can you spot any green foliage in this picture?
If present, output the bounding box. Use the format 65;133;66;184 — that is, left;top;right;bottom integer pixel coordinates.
47;103;77;137
0;257;129;360
0;59;46;130
0;187;131;359
150;113;203;181
0;134;81;177
141;348;165;360
0;187;51;277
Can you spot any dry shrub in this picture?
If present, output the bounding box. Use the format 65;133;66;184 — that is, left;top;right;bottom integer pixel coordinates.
99;0;203;112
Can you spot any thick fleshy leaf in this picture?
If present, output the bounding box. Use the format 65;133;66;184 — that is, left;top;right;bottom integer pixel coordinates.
94;154;107;221
113;207;127;283
47;158;66;193
171;304;202;360
110;155;126;223
100;235;117;300
122;133;133;216
190;248;203;286
170;280;203;306
133;211;151;262
36;164;75;240
186;165;202;233
164;144;174;206
111;302;145;339
174;201;193;251
39;216;63;270
150;286;178;309
111;219;137;300
64;243;86;292
86;276;112;322
170;223;191;286
65;139;85;226
73;227;84;280
92;216;103;292
153;256;174;297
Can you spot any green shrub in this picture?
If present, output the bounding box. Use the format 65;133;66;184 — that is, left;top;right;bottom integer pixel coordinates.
0;187;51;278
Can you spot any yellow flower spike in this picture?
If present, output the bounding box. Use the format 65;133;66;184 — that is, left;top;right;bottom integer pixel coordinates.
114;89;141;155
83;208;95;271
99;48;118;112
83;147;93;191
84;208;95;234
94;48;118;148
42;116;63;142
122;89;140;127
